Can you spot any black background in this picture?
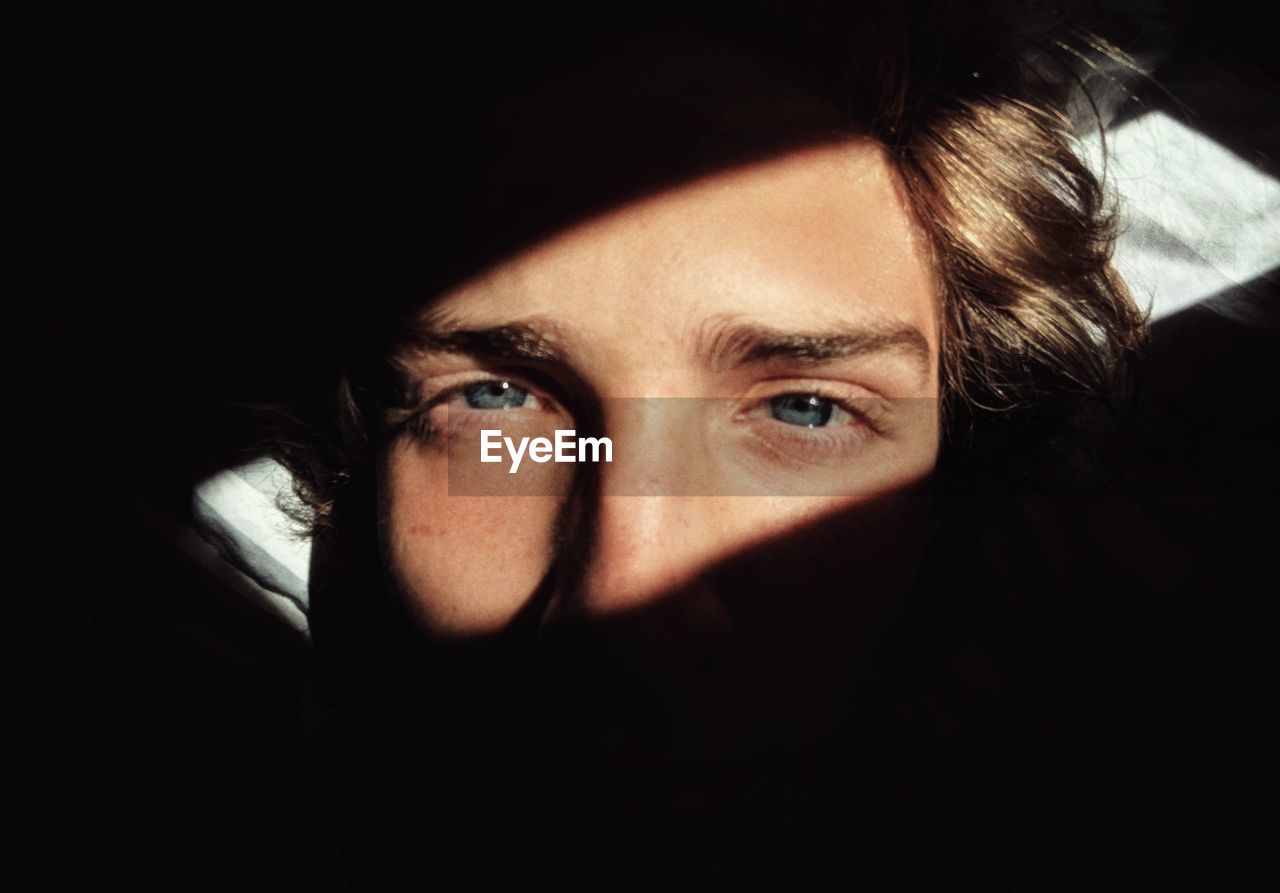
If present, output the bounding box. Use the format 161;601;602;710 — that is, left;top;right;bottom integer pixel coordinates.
5;1;1279;888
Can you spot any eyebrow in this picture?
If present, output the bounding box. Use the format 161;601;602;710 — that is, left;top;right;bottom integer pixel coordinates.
395;313;568;364
701;317;932;381
396;311;932;383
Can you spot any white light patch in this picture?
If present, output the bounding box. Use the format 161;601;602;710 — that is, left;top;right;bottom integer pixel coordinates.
192;456;312;629
1080;110;1280;321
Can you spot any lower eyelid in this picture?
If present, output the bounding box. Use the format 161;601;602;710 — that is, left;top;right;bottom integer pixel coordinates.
762;417;871;442
425;395;567;436
737;420;873;467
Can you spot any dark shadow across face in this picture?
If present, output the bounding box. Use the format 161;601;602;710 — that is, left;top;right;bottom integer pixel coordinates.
373;44;941;888
408;475;938;884
318;11;944;885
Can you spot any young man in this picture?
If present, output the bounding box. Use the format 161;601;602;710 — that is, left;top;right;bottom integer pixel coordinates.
277;2;1146;887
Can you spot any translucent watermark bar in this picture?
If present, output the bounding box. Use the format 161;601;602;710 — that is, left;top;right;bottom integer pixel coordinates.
435;397;943;497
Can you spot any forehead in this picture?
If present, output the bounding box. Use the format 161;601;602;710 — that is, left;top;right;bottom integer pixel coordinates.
426;140;940;384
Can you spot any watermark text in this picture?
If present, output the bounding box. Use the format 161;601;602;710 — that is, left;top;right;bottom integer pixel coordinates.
480;429;613;473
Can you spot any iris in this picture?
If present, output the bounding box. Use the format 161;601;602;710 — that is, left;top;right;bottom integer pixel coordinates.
770;394;833;428
463;380;529;410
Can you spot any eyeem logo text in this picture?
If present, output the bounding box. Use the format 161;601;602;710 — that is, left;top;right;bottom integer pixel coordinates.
480;429;614;474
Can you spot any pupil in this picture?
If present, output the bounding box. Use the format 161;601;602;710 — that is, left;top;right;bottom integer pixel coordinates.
464;380;527;409
771;394;832;428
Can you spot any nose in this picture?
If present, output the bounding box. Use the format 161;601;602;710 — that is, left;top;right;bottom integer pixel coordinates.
542;399;733;686
563;398;728;615
572;494;726;615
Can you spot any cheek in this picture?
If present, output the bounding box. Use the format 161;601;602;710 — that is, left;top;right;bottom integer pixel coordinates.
384;440;562;638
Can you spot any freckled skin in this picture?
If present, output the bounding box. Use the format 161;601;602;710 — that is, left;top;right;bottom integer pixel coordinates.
383;140;940;637
377;140;944;871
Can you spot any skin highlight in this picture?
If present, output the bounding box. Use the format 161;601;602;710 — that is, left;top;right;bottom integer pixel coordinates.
382;140;941;639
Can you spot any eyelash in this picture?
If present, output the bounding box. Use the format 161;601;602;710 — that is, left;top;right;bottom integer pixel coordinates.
735;384;885;464
403;372;564;443
738;386;883;429
402;374;886;454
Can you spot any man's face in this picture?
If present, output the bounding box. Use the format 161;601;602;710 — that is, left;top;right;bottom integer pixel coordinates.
379;140;942;830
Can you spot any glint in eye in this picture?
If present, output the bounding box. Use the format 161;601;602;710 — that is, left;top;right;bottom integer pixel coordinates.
768;393;851;428
735;389;882;467
460;380;540;410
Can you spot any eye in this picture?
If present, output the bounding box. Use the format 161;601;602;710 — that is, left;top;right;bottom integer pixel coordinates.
767;393;853;428
459;379;543;411
733;386;884;467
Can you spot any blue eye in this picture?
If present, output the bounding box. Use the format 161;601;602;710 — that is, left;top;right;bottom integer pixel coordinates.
462;380;530;410
769;394;834;428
